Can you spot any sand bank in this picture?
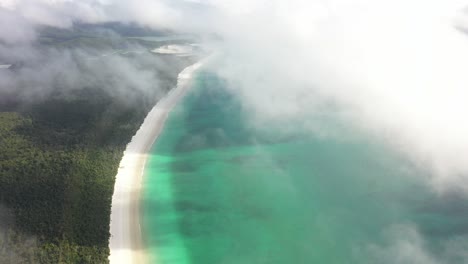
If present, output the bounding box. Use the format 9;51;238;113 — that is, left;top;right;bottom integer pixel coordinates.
151;44;194;56
109;60;204;264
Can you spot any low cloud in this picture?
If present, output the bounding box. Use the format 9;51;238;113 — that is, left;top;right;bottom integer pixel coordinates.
1;0;468;225
0;46;176;107
206;0;468;193
2;0;468;262
363;224;468;264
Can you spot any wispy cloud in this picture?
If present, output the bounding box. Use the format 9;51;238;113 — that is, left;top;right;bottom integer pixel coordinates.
203;0;468;193
2;0;468;261
2;0;468;197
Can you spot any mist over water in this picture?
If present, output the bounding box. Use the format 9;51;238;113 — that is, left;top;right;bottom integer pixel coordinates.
142;69;468;264
3;0;468;262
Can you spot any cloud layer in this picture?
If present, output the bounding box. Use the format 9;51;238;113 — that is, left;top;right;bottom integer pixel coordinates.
1;0;468;211
2;0;468;262
205;0;468;193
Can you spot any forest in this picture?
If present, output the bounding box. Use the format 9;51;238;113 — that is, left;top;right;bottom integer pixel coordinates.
0;25;197;263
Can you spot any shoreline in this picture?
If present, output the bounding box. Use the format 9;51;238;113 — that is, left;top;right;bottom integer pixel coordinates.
108;60;204;264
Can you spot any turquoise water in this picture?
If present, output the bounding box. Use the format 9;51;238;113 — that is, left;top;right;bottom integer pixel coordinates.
142;71;468;264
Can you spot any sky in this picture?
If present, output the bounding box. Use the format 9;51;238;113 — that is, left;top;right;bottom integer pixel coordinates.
1;0;468;262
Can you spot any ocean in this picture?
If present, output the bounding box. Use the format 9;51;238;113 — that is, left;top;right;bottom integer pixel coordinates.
142;69;468;264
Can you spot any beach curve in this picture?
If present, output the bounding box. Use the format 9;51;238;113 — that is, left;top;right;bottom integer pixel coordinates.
108;60;204;264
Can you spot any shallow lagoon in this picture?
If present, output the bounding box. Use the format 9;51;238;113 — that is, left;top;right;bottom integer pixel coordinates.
142;71;468;264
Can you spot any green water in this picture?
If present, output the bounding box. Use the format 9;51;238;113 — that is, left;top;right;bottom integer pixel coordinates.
142;71;468;264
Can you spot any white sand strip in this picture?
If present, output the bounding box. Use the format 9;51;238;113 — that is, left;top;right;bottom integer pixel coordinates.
109;60;204;264
151;45;193;55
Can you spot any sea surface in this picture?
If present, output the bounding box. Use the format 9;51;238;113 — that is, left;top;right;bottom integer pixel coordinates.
142;70;468;264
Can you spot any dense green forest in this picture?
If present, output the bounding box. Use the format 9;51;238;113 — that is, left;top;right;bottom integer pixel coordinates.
0;26;197;263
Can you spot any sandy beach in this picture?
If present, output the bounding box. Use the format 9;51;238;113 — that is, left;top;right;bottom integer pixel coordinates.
108;60;204;264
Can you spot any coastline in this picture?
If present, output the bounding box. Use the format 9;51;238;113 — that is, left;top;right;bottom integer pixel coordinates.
108;60;204;264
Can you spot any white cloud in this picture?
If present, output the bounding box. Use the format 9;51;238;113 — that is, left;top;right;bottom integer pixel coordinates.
2;0;468;262
1;0;468;192
363;224;468;264
203;0;468;193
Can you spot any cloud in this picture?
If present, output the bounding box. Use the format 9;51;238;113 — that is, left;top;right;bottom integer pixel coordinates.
199;0;468;193
0;7;36;43
1;0;468;214
0;204;38;262
0;0;215;44
1;0;467;212
0;46;182;108
363;224;468;264
365;225;439;264
2;0;468;261
0;0;201;105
